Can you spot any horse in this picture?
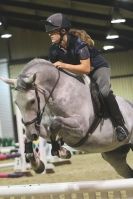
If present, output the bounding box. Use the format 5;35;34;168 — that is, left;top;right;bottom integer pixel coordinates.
0;58;133;178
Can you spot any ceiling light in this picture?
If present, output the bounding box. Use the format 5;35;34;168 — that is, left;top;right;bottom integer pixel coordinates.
111;18;126;24
111;8;126;24
106;29;119;39
1;31;12;39
106;34;119;39
103;45;115;51
0;21;2;26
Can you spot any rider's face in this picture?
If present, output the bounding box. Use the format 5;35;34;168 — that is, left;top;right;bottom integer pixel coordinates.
48;30;61;44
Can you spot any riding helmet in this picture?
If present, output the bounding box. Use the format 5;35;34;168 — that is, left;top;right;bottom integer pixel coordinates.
45;13;71;33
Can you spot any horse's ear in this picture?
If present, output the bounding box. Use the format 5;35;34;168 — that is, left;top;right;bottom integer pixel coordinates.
0;77;17;87
32;73;36;82
24;73;36;84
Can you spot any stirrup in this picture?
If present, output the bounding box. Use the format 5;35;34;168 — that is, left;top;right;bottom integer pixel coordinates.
115;126;128;142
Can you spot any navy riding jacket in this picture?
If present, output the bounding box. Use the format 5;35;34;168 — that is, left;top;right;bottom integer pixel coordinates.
49;33;109;71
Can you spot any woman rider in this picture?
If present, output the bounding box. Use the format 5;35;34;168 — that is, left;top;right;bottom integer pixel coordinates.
44;13;128;142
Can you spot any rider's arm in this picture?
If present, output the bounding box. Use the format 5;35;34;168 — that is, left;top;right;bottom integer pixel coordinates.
53;59;91;74
53;45;93;74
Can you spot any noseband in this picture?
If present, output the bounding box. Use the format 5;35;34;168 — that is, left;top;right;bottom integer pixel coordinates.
21;70;60;131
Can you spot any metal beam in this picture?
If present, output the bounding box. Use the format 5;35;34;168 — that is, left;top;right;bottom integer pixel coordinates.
0;0;133;27
0;9;132;39
71;0;133;12
0;0;132;50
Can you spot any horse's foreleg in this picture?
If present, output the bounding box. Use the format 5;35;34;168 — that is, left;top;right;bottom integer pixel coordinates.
102;144;133;178
24;140;45;173
50;116;84;158
50;115;84;137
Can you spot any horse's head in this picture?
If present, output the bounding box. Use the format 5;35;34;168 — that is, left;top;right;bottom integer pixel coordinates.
0;73;47;141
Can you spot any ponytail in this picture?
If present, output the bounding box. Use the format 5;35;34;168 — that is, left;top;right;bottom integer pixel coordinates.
69;28;94;47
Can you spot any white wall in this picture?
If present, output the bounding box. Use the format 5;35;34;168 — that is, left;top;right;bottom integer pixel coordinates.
105;50;133;101
0;119;2;138
0;27;50;60
0;59;14;138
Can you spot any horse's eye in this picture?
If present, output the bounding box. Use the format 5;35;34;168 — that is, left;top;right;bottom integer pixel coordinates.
30;99;35;105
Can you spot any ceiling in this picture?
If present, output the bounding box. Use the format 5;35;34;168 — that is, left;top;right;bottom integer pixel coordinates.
0;0;133;52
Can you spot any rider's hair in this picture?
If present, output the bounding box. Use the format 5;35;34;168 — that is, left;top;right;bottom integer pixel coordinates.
69;28;94;47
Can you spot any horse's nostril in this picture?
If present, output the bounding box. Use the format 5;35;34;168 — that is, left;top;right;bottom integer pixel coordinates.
31;134;38;141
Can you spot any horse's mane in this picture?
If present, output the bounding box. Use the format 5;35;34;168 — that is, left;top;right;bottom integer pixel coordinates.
22;58;53;74
17;58;86;90
16;58;54;90
21;58;85;83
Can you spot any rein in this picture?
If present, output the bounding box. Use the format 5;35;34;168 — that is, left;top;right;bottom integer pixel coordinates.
22;70;61;129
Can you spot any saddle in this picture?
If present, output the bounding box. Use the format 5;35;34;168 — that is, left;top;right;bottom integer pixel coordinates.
90;78;109;119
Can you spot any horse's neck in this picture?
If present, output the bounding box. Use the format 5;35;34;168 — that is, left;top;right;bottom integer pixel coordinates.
35;66;59;92
35;66;95;121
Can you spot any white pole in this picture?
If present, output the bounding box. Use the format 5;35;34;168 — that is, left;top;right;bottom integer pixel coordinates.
39;137;46;164
0;179;133;196
15;105;27;171
39;137;54;172
0;162;14;168
39;137;46;174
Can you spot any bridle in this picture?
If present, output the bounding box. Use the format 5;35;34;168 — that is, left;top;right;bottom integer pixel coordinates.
21;70;60;132
21;85;46;129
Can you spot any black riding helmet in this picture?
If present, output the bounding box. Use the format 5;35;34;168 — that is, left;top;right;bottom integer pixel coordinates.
45;13;71;33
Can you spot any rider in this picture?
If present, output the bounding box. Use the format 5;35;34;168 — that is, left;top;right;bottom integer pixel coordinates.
44;13;128;142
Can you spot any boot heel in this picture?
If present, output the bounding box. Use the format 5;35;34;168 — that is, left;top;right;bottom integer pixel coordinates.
115;126;128;142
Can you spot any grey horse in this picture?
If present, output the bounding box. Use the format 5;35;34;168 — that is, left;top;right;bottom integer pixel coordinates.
1;58;133;178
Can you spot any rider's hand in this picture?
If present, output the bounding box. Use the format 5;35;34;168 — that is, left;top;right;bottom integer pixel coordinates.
53;61;65;69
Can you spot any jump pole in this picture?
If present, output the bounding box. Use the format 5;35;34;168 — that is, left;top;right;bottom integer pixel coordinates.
0;179;133;198
15;105;27;171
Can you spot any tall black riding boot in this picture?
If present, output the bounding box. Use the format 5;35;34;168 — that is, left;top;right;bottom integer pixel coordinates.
104;91;128;141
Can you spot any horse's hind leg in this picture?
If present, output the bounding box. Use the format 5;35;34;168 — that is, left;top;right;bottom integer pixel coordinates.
102;144;133;178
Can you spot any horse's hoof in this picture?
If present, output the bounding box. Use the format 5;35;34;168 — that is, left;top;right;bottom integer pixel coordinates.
34;160;45;174
58;147;71;159
51;149;59;156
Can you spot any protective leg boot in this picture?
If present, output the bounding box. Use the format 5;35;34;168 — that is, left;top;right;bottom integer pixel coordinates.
104;91;128;142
